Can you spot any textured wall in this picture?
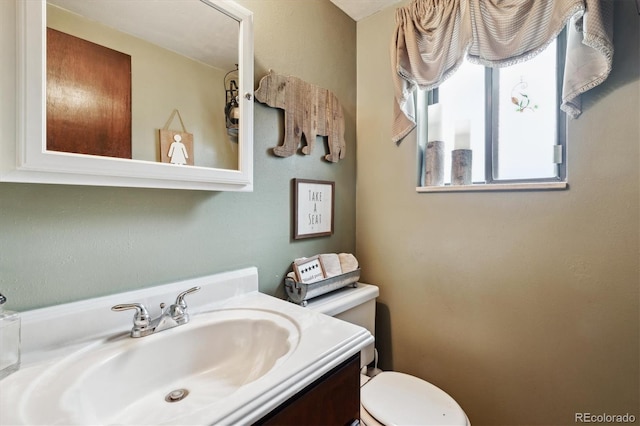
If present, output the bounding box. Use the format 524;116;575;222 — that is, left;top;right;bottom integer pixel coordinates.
0;0;356;311
356;2;639;425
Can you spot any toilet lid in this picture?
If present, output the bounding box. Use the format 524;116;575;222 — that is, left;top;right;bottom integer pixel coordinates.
361;372;468;426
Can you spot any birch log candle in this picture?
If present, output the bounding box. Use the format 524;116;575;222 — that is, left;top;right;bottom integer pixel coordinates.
451;149;472;185
425;104;444;186
452;120;472;185
425;141;444;186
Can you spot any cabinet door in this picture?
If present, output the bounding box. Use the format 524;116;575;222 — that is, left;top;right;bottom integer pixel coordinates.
256;353;360;426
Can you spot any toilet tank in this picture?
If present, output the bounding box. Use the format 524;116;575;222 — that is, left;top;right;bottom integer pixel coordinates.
306;283;379;367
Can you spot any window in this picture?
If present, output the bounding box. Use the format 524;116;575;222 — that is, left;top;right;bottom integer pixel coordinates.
417;31;567;191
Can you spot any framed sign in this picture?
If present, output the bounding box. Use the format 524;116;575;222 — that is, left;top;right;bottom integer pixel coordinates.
294;179;335;239
293;255;326;283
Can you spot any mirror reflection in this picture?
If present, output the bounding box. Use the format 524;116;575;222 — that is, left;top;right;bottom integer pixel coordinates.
46;0;240;170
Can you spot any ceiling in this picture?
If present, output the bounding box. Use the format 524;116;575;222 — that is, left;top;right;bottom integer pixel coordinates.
49;0;239;72
329;0;402;21
48;0;403;71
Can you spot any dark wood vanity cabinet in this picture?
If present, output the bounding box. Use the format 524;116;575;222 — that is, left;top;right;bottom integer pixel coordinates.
255;353;360;426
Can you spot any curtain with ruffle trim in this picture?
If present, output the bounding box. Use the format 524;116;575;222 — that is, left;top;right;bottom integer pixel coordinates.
390;0;614;144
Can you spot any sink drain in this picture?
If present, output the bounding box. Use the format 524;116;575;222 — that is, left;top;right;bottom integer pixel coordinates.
165;388;189;403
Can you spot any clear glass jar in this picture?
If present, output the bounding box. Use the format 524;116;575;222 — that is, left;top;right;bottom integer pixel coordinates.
0;293;21;380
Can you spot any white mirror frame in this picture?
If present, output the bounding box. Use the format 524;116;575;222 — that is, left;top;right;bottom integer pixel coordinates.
2;0;253;191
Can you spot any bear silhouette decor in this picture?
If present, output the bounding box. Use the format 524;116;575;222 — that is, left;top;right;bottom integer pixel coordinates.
254;70;346;163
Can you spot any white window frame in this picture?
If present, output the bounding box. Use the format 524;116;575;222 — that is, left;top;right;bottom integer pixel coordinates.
416;30;568;193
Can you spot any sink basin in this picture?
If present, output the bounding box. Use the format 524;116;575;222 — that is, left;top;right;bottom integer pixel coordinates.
1;268;373;425
18;308;299;425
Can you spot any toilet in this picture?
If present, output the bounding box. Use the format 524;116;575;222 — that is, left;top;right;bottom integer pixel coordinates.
306;283;470;426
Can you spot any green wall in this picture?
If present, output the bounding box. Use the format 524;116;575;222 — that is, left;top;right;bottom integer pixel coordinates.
0;0;356;311
356;1;639;425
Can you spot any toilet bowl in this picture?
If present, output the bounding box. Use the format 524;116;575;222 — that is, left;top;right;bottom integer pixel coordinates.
306;283;470;426
359;371;469;425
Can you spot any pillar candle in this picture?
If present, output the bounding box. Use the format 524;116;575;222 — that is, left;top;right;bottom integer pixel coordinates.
427;104;443;141
454;120;471;150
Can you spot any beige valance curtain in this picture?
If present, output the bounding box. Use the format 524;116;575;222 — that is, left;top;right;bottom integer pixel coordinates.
390;0;614;143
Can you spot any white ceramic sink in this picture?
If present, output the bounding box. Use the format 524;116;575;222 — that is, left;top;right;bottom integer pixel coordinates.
18;308;299;425
0;268;373;425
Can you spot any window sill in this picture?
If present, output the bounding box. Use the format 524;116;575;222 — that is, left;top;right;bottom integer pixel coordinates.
416;182;568;193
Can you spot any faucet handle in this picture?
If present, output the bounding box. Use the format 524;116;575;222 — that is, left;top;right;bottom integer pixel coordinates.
111;303;151;331
170;286;201;323
175;286;201;309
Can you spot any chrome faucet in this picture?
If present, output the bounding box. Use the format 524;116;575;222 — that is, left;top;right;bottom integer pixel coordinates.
112;286;201;338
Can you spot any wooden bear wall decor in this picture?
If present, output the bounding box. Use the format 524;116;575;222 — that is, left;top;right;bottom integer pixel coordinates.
254;70;346;163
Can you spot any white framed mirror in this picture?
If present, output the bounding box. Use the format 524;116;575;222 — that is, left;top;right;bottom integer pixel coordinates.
2;0;253;191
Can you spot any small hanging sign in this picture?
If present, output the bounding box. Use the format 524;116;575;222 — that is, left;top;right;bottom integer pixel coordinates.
159;109;194;166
